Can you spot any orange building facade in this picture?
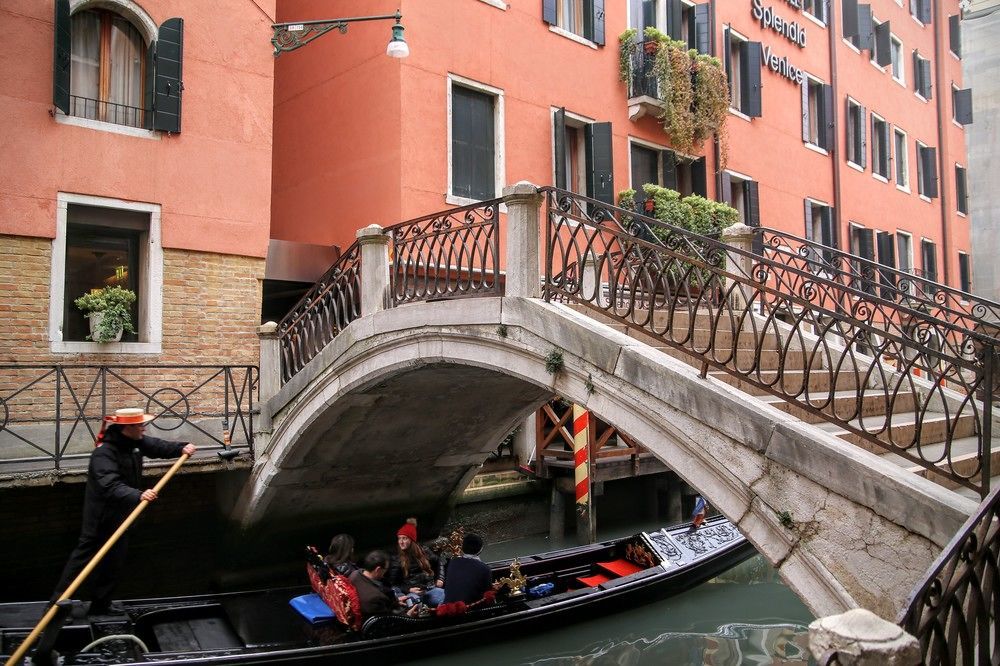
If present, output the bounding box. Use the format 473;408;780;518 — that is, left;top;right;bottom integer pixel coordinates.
272;0;971;291
0;0;274;364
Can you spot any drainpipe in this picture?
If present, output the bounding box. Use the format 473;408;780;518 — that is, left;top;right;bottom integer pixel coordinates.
827;0;844;249
932;0;951;285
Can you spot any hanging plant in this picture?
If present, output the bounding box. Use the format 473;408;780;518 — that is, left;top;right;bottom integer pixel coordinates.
691;53;730;169
618;28;638;84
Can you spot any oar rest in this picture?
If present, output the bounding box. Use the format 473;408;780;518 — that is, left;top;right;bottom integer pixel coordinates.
305;546;362;632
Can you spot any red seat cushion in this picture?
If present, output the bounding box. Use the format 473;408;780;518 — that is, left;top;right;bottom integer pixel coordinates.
597;559;644;577
576;573;611;587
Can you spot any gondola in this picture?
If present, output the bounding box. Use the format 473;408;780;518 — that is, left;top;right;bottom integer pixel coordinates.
1;516;753;665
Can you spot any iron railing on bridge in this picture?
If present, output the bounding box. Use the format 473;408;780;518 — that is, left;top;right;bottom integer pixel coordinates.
540;187;997;497
0;365;255;472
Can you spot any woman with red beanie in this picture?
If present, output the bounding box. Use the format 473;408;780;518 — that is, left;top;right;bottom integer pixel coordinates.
387;518;445;607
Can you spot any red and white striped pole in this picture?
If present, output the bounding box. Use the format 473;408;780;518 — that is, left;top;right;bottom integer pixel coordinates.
572;404;595;543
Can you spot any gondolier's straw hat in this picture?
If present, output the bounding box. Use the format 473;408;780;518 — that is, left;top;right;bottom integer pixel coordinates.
107;407;156;424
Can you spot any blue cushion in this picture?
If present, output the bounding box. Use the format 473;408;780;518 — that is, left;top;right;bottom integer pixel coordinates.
289;592;336;624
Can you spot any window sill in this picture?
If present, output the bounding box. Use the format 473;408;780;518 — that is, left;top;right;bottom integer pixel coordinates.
952;119;965;130
547;25;599;49
51;341;163;355
911;15;925;28
873;173;889;183
842;39;861;54
804;142;829;156
803;12;827;28
919;194;932;203
957;211;967;218
896;184;911;194
950;51;962;62
55;113;160;140
477;0;507;8
893;76;906;87
446;194;508;213
846;161;865;173
870;60;886;73
727;108;752;122
913;92;928;103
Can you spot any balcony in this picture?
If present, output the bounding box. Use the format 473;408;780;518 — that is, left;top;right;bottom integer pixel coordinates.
623;40;665;121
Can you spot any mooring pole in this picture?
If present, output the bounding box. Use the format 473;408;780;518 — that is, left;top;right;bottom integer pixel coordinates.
572;404;595;544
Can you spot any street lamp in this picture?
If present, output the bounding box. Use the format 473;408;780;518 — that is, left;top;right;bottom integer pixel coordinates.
271;10;409;58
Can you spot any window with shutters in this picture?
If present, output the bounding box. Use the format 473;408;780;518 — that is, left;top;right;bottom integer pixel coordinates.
910;0;932;26
949;15;962;58
846;98;866;168
952;86;973;126
955;165;968;215
802;75;832;151
958;252;971;294
49;194;163;354
893;127;909;191
722;171;760;228
896;231;914;293
915;141;938;199
869;17;892;69
628;140;707;204
629;0;699;50
543;0;605;45
849;223;877;294
448;76;504;204
52;1;183;135
848;4;874;52
913;51;932;100
804;199;837;269
920;238;938;284
802;0;827;25
871;114;890;180
890;35;904;84
553;108;614;205
725;28;761;118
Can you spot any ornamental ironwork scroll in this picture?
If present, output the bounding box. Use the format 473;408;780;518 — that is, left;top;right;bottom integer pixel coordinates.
540;187;996;496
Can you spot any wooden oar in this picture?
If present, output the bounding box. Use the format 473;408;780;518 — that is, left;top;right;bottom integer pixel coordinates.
5;453;191;666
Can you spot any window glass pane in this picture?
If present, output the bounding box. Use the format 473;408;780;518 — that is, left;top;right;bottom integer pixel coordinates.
109;16;145;119
70;11;101;110
452;86;495;200
630;145;659;192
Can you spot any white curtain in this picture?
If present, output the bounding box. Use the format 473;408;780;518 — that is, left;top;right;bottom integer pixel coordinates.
109;16;144;125
70;11;100;118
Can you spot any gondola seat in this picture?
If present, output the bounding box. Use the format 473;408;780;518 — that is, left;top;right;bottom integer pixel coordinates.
575;573;611;588
597;559;644;577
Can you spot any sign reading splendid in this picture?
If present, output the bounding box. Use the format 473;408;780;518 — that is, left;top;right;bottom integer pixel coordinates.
750;0;808;85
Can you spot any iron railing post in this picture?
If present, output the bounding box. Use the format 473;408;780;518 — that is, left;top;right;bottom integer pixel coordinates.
54;367;61;470
983;344;994;498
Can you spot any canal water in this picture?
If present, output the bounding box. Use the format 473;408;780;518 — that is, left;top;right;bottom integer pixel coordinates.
412;522;815;666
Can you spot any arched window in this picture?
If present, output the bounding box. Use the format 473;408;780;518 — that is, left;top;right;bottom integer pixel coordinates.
69;9;147;127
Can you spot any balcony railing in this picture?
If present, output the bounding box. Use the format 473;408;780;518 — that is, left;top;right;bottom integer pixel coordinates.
623;40;661;100
68;95;147;129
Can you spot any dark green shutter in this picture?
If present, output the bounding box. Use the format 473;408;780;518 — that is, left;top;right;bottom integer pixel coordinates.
876;230;896;297
949;15;961;57
821;206;836;248
955;166;968;215
919;0;931;25
585;122;614;205
691;157;707;197
723;28;732;90
744;181;760;228
153;18;184;133
741;42;762;118
875;21;892;67
554;108;567;190
543;0;557;25
821;84;834;150
52;0;71;114
452;86;495;200
843;0;859;38
720;171;732;206
667;0;683;40
919;58;932;99
661;150;677;191
857;5;874;53
921;146;938;198
954;88;973;125
144;41;156;129
959;253;971;292
859;104;867;169
591;0;605;46
694;4;710;54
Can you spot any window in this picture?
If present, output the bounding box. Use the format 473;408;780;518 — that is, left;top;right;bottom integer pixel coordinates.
628;140;707;203
629;0;702;50
955;165;968;215
953;86;973;125
722;172;760;228
949;15;962;58
910;0;932;25
958;252;971;294
554;108;614;205
449;77;504;203
871;18;892;68
913;51;932;99
890;35;904;83
49;193;163;354
849;223;876;294
846;98;866;168
916;142;938;199
803;0;827;24
52;1;184;133
897;231;914;293
725;28;762;118
804;199;836;267
893;127;909;189
921;239;938;284
802;76;833;151
543;0;606;45
849;5;873;52
871;114;890;180
875;230;898;297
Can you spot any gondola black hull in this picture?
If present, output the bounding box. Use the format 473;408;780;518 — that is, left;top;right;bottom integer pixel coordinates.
1;517;754;665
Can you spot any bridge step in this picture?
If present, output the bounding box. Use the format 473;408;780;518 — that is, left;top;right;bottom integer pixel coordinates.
708;369;863;395
651;345;822;372
882;436;1000;495
761;391;918;425
816;411;979;450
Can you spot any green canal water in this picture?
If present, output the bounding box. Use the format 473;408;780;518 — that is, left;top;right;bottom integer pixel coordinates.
412;523;815;666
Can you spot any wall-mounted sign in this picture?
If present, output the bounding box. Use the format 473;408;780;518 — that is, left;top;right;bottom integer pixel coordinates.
752;0;807;48
761;44;806;84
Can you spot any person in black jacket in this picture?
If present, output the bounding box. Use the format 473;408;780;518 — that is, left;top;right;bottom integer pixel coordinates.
443;533;493;605
50;408;196;614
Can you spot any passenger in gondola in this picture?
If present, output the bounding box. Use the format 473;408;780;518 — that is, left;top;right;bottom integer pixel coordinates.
388;518;445;607
324;533;357;576
443;533;493;604
348;550;397;619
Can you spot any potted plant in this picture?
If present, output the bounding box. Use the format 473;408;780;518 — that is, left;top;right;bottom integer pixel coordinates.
74;286;136;343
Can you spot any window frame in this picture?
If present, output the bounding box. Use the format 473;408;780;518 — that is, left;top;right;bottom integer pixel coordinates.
955;163;968;216
893;126;910;192
554;107;596;195
49;192;163;354
890;34;905;85
871;113;890;181
958;251;971;295
846;97;866;170
802;0;827;26
802;74;831;152
446;74;506;206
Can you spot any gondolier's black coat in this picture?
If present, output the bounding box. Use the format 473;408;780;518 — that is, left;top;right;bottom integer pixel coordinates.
51;427;186;607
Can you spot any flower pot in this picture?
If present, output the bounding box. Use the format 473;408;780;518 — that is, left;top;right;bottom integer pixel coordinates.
88;311;123;343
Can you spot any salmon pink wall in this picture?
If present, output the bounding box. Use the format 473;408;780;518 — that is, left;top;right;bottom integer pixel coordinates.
0;0;274;258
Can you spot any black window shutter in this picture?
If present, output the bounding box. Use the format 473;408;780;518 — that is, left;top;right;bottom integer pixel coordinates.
543;0;557;25
919;0;932;25
859;104;867;169
820;206;836;248
922;146;938;198
742;41;763;118
585;122;614;205
694;4;711;54
949;15;961;57
857;228;875;262
153;18;184;133
53;0;71;114
591;0;605;46
720;171;733;206
955;166;968;214
744;181;760;228
691;157;707;197
954;88;973;125
801;79;811;143
723;28;733;85
857;5;874;53
667;0;683;40
919;58;932;99
846;98;854;161
875;21;892;67
924;242;938;280
843;0;859;37
452;87;495;199
959;253;971;292
554;108;567;190
661;150;677;191
821;84;834;150
876;230;897;297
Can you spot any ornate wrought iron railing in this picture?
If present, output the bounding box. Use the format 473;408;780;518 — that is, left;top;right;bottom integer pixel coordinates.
898;484;1000;665
541;187;996;495
388;198;502;306
622;40;661;100
0;364;255;472
277;242;361;384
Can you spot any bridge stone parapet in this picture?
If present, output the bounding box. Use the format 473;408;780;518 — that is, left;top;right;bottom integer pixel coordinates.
238;294;975;620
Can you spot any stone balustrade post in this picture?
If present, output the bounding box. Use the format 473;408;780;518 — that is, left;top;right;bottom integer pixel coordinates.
357;224;390;315
257;321;280;432
502;182;544;299
582;251;603;308
721;223;756;312
808;609;920;665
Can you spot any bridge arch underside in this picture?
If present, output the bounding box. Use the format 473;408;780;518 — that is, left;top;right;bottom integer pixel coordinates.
239;297;974;620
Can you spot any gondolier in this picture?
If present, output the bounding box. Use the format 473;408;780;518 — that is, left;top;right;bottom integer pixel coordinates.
49;407;196;615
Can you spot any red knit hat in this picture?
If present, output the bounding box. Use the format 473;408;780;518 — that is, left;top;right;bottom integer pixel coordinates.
397;517;418;542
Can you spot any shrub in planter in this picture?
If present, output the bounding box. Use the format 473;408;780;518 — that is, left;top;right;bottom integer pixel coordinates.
74;286;137;343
